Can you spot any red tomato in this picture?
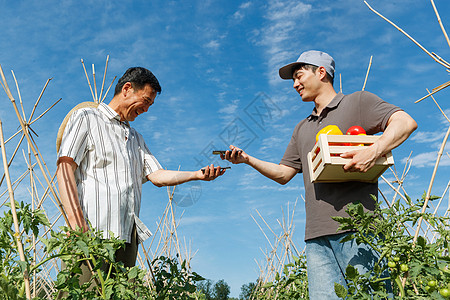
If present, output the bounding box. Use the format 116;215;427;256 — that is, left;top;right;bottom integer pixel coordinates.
346;126;366;135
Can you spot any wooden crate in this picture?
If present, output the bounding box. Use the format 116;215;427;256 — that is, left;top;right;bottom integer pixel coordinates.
307;134;394;183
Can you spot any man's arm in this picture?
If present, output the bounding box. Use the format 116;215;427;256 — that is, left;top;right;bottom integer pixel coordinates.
341;110;417;172
56;156;89;231
147;165;226;187
221;146;298;185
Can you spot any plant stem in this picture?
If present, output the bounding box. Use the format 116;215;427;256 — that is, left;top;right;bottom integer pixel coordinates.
395;276;405;298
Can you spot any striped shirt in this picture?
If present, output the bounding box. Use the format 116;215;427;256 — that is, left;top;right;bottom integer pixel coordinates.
58;103;162;243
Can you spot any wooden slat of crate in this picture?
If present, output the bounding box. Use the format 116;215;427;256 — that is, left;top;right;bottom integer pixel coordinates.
307;134;394;183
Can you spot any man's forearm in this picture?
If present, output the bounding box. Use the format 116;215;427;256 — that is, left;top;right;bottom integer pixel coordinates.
246;156;297;185
56;158;88;231
374;111;418;157
147;169;199;187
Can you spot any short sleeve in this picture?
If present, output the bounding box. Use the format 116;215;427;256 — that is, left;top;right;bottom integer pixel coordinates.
137;135;162;182
280;132;302;173
359;91;402;134
57;110;90;166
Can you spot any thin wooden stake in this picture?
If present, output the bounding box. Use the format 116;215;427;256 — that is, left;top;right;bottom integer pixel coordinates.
92;64;98;103
413;124;450;245
0;120;31;299
99;55;109;102
415;82;450;103
364;1;450;69
11;70;27;122
101;76;116;103
430;0;450;49
28;78;52;123
362;56;373;91
0;64;70;226
81;59;96;102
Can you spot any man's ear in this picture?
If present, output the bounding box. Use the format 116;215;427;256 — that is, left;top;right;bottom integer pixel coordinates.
317;66;327;81
122;82;133;97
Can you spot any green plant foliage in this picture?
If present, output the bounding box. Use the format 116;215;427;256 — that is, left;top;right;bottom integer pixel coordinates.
151;255;204;300
332;194;450;299
0;201;205;299
0;201;49;300
253;254;309;299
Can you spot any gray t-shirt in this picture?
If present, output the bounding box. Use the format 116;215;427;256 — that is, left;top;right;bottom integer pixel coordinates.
280;91;401;241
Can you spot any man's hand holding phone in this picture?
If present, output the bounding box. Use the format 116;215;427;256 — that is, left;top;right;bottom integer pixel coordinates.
217;145;249;165
198;164;228;181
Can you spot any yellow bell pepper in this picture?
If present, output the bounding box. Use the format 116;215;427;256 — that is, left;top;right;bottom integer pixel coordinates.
315;125;343;142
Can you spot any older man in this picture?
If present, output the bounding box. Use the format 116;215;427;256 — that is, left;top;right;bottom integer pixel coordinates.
57;67;225;270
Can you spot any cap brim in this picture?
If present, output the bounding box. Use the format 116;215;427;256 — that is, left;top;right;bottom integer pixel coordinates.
279;62;303;80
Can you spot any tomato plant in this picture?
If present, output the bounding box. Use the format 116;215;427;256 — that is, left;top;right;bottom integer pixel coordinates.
255;254;309;299
0;201;205;299
332;193;450;299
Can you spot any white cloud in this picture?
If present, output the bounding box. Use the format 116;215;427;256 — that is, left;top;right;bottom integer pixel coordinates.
232;1;252;21
411;131;446;144
260;1;312;85
205;40;220;50
407;151;450;168
181;215;218;226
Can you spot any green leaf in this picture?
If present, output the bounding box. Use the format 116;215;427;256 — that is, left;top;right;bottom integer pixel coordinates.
334;282;348;298
17;260;28;273
128;267;138;279
75;240;89;257
417;235;426;248
345;265;358;280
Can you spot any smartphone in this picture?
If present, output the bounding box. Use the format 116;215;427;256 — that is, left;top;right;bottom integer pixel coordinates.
201;166;231;173
212;150;242;155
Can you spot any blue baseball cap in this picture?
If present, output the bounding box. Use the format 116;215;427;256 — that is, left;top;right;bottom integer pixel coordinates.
279;50;335;80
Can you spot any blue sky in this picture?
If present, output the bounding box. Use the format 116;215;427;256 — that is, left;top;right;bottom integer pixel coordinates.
1;0;450;297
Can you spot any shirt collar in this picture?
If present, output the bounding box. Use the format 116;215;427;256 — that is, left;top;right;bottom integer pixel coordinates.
98;103;130;126
308;92;345;121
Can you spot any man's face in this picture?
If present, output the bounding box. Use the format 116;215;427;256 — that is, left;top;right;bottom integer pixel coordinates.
292;67;321;102
121;83;156;122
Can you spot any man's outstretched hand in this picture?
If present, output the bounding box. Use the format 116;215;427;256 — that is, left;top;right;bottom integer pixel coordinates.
220;145;249;165
198;164;227;181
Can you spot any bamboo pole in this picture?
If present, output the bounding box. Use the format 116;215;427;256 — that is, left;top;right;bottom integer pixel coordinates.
412;124;450;245
364;1;450;70
81;59;96;102
29;78;52;123
415;82;450;104
11;70;27;122
362;56;373;91
430;0;450;49
0;64;70;226
98;55;109;102
0;120;31;299
101;76;116;103
92;64;98;103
